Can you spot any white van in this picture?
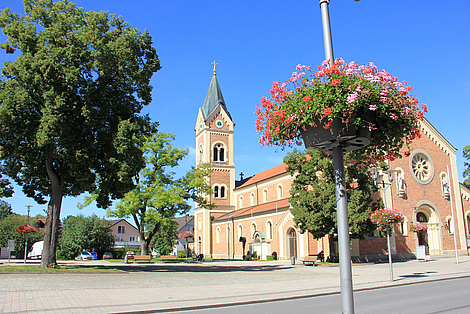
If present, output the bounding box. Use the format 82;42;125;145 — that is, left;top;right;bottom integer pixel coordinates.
28;241;44;259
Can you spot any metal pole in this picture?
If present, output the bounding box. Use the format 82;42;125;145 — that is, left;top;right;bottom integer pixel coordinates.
386;224;394;281
382;176;394;281
320;1;353;312
319;0;334;64
24;206;31;264
382;176;393;281
447;165;459;264
333;146;354;314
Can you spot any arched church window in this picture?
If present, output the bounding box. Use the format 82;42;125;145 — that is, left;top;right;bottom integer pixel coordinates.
214;186;219;198
238;224;243;240
213;143;225;162
267;221;273;240
220;186;225;198
239;196;243;208
446;217;454;234
263;189;268;203
277;185;283;199
467;214;470;235
417;212;428;223
250;193;255;205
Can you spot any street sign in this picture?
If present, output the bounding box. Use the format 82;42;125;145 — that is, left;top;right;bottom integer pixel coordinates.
7;239;15;251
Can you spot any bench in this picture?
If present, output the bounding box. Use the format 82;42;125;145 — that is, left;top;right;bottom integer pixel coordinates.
302;255;319;266
160;255;178;262
134;255;151;263
192;253;204;262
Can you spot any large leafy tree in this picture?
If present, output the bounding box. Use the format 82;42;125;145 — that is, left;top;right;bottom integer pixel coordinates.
57;214;114;259
0;1;160;267
284;149;380;253
463;145;470;188
107;132;213;255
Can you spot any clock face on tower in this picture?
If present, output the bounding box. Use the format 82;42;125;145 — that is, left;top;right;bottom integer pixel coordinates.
215;119;224;129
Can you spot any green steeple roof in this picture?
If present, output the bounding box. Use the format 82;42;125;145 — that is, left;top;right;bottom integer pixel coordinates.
201;74;232;122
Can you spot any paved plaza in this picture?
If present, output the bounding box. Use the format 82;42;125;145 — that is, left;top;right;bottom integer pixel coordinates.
1;255;470;313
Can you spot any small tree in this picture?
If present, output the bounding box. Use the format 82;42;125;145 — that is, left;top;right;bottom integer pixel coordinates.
58;214;114;259
463;145;470;188
107;132;213;255
149;218;178;256
284;149;380;255
0;0;160;267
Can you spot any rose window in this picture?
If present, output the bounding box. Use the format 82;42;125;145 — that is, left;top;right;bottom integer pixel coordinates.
410;150;434;184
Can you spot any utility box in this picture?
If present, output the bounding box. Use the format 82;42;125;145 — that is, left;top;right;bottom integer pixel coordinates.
416;245;426;262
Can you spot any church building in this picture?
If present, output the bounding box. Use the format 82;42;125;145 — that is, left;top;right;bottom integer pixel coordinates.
194;66;470;262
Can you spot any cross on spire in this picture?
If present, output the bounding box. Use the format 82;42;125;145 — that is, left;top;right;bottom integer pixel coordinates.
212;60;217;75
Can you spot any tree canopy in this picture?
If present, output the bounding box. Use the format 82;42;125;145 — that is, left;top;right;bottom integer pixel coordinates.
463;145;470;188
0;199;13;220
0;0;160;267
107;132;213;255
284;149;380;241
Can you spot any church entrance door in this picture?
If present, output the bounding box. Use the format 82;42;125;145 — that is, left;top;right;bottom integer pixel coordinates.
288;229;297;259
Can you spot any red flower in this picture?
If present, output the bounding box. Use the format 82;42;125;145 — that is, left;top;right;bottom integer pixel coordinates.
302;95;311;102
323;108;332;115
178;231;194;239
331;78;341;86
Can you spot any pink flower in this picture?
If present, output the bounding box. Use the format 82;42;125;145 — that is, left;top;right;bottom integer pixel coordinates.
347;92;358;103
369;104;377;111
323;108;332;115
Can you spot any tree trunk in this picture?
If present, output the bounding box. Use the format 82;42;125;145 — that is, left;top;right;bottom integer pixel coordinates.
141;240;149;255
41;145;64;268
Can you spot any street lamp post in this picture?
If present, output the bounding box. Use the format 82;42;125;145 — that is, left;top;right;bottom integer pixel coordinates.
371;167;398;281
185;214;189;263
318;1;356;313
24;205;32;264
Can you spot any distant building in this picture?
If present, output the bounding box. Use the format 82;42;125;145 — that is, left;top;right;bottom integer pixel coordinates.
173;215;194;255
108;219;140;249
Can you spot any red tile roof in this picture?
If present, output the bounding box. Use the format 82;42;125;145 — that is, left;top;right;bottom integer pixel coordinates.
214;198;291;221
236;164;288;190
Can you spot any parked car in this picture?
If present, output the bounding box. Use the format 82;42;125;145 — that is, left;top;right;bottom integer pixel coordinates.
75;251;94;261
103;252;113;259
89;252;98;260
126;251;135;259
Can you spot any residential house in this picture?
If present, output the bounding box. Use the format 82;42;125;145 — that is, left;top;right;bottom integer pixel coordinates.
108;219;140;249
173;215;194;255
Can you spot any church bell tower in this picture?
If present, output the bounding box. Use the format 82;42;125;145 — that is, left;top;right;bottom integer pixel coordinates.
194;62;236;257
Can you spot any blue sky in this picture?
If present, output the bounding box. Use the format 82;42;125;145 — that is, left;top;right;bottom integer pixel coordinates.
1;0;469;219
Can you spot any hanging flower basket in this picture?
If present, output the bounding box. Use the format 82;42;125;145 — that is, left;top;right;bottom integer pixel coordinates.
410;223;427;233
370;208;404;227
255;59;426;161
178;231;194;239
17;224;38;234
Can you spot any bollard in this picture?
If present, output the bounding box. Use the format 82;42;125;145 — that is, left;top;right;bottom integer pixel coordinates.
291;256;295;265
125;254;128;264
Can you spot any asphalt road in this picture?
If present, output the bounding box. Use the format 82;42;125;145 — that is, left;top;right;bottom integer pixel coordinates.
176;277;470;314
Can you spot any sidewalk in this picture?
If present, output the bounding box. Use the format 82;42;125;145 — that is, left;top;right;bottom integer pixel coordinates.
1;255;469;313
